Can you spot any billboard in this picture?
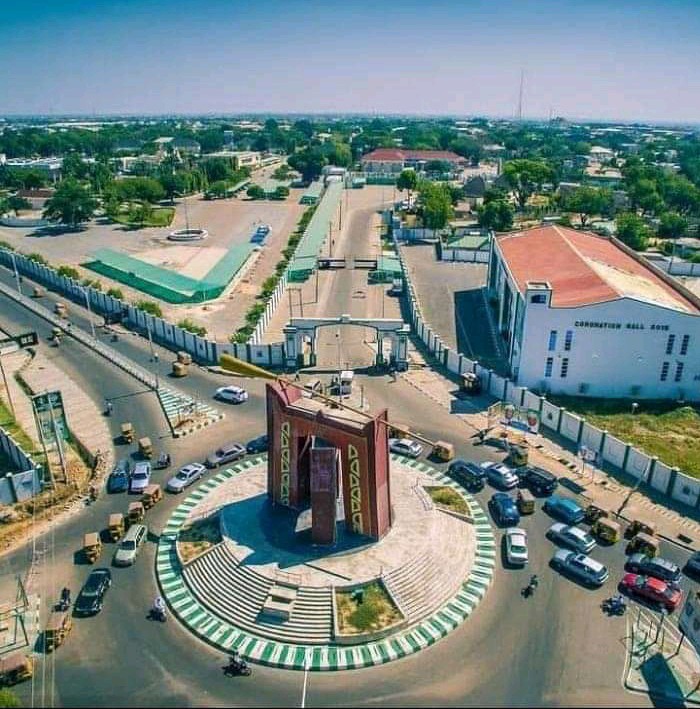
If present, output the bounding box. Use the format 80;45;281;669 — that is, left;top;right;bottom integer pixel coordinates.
32;391;69;447
679;592;700;658
487;402;540;434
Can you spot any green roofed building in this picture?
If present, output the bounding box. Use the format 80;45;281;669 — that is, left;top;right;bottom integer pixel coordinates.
84;243;255;304
288;181;343;282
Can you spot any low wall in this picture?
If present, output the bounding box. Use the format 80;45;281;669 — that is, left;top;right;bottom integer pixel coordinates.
440;248;490;263
0;427;41;504
0;247;285;369
391;232;700;516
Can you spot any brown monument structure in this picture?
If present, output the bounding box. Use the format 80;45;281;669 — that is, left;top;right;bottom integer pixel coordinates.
266;381;392;544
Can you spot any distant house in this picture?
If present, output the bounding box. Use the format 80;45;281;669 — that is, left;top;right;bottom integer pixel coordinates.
360;148;465;174
463;175;488;209
15;188;55;210
589;146;615;162
584;165;623;187
171;137;201;156
4;157;62;183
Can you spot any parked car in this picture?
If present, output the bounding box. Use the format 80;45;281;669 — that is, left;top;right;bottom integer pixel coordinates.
543;495;585;524
214;386;249;404
246;434;269;454
74;568;112;616
166;463;205;493
206;442;246;468
684;551;700;579
129;462;151;494
551;550;609;587
520;466;559;496
112;524;148;567
505;528;529;565
107;460;131;494
481;462;519;490
489;493;520;527
547;523;597;554
626;554;682;586
448;459;485;491
389;438;423;458
620;573;683;612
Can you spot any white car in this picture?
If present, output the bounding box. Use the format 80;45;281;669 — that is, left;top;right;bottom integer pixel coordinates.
480;461;519;489
166;463;205;493
129;462;151;494
547;523;597;554
505;528;529;565
215;386;249;404
389;437;423;458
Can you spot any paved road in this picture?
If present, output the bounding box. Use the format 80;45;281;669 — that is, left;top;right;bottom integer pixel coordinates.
1;262;693;706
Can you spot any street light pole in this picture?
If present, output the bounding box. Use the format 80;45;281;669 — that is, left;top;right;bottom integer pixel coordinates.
0;354;16;417
10;253;21;295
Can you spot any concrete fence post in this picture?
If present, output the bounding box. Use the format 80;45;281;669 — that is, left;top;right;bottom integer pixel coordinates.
621;443;631;474
577;417;585;446
557;408;566;435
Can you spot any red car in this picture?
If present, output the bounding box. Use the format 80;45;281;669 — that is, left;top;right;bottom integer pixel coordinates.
621;573;683;612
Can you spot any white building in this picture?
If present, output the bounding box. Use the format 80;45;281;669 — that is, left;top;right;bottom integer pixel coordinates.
487;225;700;400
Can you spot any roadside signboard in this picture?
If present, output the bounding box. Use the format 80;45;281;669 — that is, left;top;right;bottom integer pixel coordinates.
32;391;69;446
487;401;540;434
0;331;38;356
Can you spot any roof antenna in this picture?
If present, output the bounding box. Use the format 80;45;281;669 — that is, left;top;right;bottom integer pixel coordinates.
518;69;525;121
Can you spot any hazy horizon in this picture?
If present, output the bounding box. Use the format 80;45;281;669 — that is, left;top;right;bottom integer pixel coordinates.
2;0;699;124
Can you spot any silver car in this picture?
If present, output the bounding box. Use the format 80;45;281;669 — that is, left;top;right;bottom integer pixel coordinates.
389;437;423;458
551;550;609;587
166;463;205;493
129;462;151;494
113;524;147;567
505;528;529;565
547;523;597;554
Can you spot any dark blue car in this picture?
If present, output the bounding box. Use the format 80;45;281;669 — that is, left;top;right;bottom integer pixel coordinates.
107;460;131;494
489;492;520;527
543;495;585;524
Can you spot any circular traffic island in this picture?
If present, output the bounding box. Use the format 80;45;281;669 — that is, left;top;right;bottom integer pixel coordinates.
167;228;208;241
156;455;496;671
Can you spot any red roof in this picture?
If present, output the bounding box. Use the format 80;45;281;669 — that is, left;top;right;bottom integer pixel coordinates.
361;148;464;163
496;225;699;313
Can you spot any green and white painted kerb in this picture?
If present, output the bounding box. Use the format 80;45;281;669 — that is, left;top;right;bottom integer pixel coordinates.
156;454;496;671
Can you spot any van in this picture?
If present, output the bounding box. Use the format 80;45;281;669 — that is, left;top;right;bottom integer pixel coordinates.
113;524;147;566
522;466;558;496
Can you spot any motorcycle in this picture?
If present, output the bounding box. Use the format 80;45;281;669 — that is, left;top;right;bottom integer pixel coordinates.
521;575;539;598
149;597;167;622
602;596;627;616
56;587;71;612
224;656;251;677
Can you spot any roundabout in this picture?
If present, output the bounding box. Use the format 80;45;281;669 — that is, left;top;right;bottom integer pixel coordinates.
155;454;496;671
167;227;208;241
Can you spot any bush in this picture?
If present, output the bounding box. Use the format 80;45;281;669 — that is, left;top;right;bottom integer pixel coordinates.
246;185;265;200
81;277;102;291
177;318;207;337
135;300;162;317
231;326;254;344
106;287;124;300
26;252;48;265
0;241;15;252
0;688;21;707
245;303;265;324
57;265;80;279
260;276;278;298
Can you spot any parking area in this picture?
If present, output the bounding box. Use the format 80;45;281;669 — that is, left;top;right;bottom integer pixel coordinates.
400;243;509;374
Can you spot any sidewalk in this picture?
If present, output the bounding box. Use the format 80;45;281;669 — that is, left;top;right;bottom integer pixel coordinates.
401;364;700;550
626;608;700;704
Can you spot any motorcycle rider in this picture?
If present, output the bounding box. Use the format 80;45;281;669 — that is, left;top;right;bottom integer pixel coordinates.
153;596;166;621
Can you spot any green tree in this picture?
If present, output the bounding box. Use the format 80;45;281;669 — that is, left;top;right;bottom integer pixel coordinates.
419;182;454;230
396;169;418;206
201;157;233;183
61;152;89;180
0;688;21;707
6;195;31;214
616;212;650;251
563;186;613;227
272;185;290;200
424;159;451;175
661;176;700;215
205;180;229;199
158;171;187;203
657;211;689;239
287;147;327;183
628;178;664;215
477;199;514;231
20;170;46;189
450;137;482;164
42;178;97;228
128;201;153;227
177;318;207;336
246;184;265;200
502;159;554;209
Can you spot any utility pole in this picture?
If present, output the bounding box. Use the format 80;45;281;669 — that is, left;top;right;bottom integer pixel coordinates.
314;267;319;304
297;288;304;318
288;288;294;319
82;287;96;339
10;252;22;295
328;221;333;258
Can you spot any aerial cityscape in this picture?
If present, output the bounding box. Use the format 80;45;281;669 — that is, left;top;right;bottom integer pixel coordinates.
1;1;700;707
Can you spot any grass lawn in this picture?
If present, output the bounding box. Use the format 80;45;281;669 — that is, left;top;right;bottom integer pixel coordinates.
336;582;402;634
113;206;175;228
549;396;700;477
425;485;469;514
0;400;41;459
178;515;222;563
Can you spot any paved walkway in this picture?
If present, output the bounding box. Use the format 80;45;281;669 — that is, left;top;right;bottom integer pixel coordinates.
401;365;700;550
625;608;700;704
156;454;496;671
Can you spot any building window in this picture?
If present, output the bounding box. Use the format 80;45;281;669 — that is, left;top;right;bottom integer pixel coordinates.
680;335;690;355
530;294;546;304
560;358;569;378
660;361;670;381
675;362;684;382
564;330;574;351
548;330;558;351
544;357;553;378
666;334;675;355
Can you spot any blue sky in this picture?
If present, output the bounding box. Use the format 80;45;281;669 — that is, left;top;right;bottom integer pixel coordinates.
1;0;699;122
